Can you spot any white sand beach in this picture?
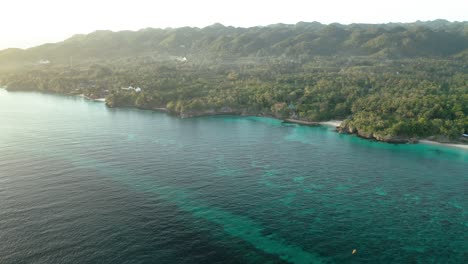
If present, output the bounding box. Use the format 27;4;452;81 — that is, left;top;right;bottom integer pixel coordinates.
419;140;468;150
319;120;343;127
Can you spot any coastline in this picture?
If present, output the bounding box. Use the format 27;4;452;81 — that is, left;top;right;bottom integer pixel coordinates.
419;140;468;150
77;94;106;102
318;120;343;127
283;119;320;126
3;89;467;150
46;97;468;150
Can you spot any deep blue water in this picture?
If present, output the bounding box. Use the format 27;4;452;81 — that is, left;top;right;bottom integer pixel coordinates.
0;89;467;263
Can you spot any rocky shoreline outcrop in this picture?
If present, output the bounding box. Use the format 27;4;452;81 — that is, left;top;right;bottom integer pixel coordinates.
336;123;418;144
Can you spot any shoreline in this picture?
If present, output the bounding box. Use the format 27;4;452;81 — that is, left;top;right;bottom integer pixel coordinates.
3;89;467;150
318;120;343;127
283;119;320;126
53;98;468;151
419;140;468;150
77;94;106;102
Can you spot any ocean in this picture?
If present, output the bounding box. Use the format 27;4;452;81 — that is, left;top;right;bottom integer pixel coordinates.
0;89;466;263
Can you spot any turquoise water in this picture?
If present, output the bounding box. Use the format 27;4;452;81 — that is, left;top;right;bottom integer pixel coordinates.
0;89;467;263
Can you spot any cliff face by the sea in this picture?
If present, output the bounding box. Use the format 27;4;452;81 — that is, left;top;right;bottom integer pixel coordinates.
335;123;468;145
336;123;418;144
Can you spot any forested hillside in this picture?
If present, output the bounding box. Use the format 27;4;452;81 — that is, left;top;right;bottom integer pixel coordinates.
1;20;467;143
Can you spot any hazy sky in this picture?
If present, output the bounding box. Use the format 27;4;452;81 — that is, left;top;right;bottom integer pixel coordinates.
1;0;467;50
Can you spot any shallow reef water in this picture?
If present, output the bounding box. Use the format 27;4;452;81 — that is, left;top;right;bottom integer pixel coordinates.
0;90;467;263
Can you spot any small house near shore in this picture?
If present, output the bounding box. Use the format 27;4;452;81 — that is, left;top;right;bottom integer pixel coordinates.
121;86;142;92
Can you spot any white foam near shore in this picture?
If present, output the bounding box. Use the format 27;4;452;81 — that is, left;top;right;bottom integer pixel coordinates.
77;94;105;102
419;140;468;150
319;120;343;127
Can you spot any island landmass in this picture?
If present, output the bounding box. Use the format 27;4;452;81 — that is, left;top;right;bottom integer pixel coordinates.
0;21;467;145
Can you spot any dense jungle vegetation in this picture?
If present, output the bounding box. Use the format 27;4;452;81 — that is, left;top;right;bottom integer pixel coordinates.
1;20;467;142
